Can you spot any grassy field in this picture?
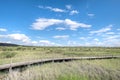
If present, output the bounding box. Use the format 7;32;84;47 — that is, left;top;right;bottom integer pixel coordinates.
1;59;120;80
0;46;120;80
0;46;120;65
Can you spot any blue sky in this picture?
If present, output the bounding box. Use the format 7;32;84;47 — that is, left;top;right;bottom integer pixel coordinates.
0;0;120;46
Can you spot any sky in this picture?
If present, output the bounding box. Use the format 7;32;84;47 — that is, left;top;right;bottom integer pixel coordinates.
0;0;120;46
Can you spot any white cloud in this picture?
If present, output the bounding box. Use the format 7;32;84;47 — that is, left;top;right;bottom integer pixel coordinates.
79;37;92;42
105;35;120;40
56;27;66;30
53;35;69;39
39;40;60;46
87;13;95;17
38;5;80;16
106;32;115;35
0;28;7;32
70;10;79;15
0;35;5;38
39;40;54;46
78;32;120;47
30;40;61;46
101;35;120;47
90;25;112;35
46;6;66;12
0;33;30;43
38;6;66;13
8;33;30;43
31;18;91;30
84;41;103;47
1;33;120;47
66;5;72;10
31;41;38;44
93;38;99;41
79;37;92;41
0;33;60;46
84;32;120;47
31;18;63;30
65;19;91;30
79;37;86;40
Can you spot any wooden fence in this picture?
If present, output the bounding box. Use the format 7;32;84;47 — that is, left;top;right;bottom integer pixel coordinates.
0;56;120;71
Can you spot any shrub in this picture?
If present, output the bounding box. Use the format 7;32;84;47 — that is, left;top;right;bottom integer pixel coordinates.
0;52;17;58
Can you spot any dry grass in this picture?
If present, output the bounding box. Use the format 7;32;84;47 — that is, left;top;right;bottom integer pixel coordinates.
0;46;120;65
0;46;120;80
1;59;120;80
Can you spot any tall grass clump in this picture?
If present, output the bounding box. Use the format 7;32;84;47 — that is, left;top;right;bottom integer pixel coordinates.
0;51;17;58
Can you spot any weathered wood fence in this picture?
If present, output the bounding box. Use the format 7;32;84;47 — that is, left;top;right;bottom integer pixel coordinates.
0;56;120;71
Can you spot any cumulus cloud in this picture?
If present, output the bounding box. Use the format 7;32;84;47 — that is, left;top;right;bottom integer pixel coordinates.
0;33;31;43
30;40;60;46
1;33;120;47
86;29;120;47
53;35;69;39
93;38;99;41
81;38;119;47
38;6;66;12
64;19;91;30
90;25;112;35
56;27;66;30
70;10;79;15
31;18;91;30
31;18;62;30
8;34;31;43
0;33;60;46
66;5;72;10
100;35;120;47
78;31;120;47
0;28;7;32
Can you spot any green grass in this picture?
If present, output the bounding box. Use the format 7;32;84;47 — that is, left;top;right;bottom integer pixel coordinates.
1;59;120;80
0;46;120;65
0;51;17;58
57;74;88;80
0;46;120;80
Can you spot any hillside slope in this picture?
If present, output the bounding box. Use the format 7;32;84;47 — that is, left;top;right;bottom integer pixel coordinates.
0;43;19;46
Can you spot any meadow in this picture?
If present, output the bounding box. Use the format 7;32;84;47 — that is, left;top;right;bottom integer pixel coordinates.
0;46;120;65
0;46;120;80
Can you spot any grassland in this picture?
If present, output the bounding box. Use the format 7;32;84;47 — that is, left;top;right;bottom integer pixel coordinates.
0;46;120;80
0;46;120;65
1;59;120;80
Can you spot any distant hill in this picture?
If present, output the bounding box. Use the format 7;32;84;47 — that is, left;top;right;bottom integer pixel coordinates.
0;43;19;46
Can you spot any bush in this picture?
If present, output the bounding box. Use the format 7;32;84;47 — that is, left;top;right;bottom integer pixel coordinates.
0;52;17;58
